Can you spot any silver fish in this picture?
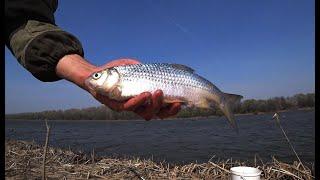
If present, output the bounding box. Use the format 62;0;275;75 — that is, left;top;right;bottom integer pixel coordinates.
85;63;243;130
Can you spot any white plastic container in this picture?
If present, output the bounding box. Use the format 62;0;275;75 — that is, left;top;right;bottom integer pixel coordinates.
230;166;262;180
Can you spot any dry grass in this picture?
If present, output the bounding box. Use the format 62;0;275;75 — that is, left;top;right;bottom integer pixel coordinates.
5;139;314;180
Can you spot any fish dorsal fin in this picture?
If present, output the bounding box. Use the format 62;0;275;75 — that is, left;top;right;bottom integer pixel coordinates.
170;64;195;73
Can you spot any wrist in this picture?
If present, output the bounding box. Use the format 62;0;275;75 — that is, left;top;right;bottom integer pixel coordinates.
56;54;97;91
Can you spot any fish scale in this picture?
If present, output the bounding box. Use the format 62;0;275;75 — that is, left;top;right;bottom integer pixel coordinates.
114;63;213;96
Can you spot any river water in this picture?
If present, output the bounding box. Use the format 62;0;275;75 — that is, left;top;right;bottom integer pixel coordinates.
5;110;315;164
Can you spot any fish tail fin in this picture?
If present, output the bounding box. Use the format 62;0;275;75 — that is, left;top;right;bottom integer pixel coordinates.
223;93;243;106
221;93;243;132
207;92;243;132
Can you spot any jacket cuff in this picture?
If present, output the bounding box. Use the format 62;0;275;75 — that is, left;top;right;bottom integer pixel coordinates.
9;20;84;82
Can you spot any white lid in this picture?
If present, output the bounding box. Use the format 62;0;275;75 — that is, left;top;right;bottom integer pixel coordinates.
230;166;262;176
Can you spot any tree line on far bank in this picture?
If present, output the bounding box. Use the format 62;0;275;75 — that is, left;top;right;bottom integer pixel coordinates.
5;93;314;120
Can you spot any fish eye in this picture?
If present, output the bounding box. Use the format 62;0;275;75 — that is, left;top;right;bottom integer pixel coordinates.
92;72;102;79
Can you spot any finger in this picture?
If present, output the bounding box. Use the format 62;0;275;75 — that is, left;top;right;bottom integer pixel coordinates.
151;90;163;114
122;92;151;111
95;93;124;111
157;102;182;119
134;102;154;121
135;90;164;120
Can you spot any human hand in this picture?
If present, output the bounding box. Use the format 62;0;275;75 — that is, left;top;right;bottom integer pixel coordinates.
56;55;181;120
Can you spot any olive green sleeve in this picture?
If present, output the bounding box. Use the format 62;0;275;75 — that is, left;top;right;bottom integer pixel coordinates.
9;20;84;82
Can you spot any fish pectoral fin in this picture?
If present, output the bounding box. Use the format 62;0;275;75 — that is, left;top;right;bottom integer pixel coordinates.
109;85;122;99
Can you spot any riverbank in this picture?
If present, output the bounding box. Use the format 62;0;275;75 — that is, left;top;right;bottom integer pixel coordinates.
5;139;314;179
5;107;314;122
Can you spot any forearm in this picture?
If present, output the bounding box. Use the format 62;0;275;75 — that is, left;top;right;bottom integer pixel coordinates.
56;54;97;91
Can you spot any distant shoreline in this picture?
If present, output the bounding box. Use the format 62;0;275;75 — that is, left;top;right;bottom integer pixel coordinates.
5;107;314;121
235;107;314;116
163;107;314;120
5;93;314;121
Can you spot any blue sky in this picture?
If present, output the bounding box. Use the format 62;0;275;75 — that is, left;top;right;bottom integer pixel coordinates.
5;0;314;114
